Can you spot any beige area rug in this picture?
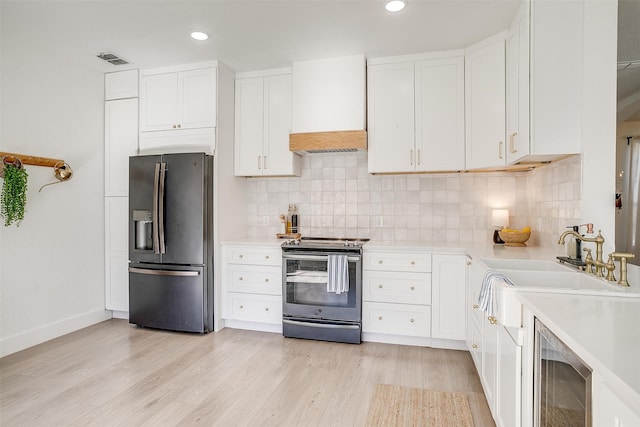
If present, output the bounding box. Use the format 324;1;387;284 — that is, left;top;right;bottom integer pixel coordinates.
365;384;474;427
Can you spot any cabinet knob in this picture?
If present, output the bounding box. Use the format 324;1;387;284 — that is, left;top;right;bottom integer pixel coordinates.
410;318;415;323
265;278;269;283
239;254;243;259
265;307;269;311
172;124;177;129
410;286;415;291
378;284;383;289
177;124;181;129
472;344;478;349
467;261;472;266
410;260;415;265
378;316;383;321
265;255;269;259
239;276;243;281
239;305;244;309
473;304;478;309
378;260;383;264
488;316;497;325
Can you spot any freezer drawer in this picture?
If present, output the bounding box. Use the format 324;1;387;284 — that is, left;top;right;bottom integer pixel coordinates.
129;265;206;333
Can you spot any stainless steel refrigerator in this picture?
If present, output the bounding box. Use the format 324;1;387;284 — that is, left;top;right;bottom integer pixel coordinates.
128;153;214;333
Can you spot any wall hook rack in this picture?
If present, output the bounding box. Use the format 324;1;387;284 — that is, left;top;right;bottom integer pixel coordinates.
0;151;74;192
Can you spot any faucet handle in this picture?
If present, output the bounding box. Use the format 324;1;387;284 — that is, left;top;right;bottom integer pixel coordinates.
611;252;635;260
610;253;634;287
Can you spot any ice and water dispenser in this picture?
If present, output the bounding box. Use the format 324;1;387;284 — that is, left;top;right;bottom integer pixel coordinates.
133;210;153;250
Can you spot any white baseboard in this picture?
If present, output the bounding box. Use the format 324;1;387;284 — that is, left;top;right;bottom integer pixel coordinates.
222;319;282;334
0;308;112;357
362;332;431;347
111;310;129;320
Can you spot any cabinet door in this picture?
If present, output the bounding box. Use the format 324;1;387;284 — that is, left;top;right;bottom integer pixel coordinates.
465;37;506;170
234;77;265;176
105;69;139;100
415;57;465;172
367;62;416;173
179;68;217;129
496;326;522;427
263;74;300;176
105;98;138;196
140;73;178;131
431;254;467;340
507;1;530;164
483;318;499;416
105;197;129;312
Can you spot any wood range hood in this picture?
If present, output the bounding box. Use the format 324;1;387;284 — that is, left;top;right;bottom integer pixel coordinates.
289;54;367;155
289;130;367;154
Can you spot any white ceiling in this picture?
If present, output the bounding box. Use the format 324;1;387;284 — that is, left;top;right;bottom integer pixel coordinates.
1;0;520;72
1;0;638;120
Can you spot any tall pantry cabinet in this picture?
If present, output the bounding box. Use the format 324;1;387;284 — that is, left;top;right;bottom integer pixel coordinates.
104;69;139;316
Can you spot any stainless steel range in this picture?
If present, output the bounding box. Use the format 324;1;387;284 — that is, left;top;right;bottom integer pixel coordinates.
281;237;368;344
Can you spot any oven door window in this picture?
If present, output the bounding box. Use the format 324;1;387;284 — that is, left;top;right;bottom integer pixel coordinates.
284;257;357;309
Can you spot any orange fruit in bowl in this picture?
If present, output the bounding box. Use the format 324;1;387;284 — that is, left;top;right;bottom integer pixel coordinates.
522;227;531;233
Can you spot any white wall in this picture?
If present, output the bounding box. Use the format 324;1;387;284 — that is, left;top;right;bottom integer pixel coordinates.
0;17;110;356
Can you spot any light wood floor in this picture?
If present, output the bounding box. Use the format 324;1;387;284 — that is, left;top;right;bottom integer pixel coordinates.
0;320;495;426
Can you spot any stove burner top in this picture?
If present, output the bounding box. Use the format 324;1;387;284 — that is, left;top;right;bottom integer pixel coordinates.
282;237;369;249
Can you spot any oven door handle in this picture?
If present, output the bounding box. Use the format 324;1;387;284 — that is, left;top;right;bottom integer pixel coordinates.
282;319;361;330
282;254;361;262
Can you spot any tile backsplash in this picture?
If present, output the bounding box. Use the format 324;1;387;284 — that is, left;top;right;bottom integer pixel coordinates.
246;153;582;248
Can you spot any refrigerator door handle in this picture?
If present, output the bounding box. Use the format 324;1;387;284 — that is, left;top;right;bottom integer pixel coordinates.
152;162;161;254
158;162;167;254
129;267;200;277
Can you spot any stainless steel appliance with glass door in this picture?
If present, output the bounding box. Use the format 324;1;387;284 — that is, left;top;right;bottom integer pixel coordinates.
282;238;366;344
534;318;592;427
128;153;214;333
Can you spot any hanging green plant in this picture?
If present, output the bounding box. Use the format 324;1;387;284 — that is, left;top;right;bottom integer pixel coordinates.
0;159;29;226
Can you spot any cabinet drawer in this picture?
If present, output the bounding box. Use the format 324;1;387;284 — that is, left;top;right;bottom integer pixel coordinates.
227;265;281;295
225;293;282;324
362;302;431;337
226;247;282;266
364;251;431;272
363;271;431;305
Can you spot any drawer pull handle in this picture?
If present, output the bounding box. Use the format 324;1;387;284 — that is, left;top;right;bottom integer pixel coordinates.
378;284;383;289
378;260;383;264
378;316;383;321
410;286;415;291
472;344;478;349
239;305;244;309
410;318;415;323
472;304;478;309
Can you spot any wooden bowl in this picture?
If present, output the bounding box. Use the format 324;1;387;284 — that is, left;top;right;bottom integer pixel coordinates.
498;230;531;247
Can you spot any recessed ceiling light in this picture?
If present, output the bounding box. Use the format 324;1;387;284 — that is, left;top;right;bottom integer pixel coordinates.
190;31;209;41
385;0;406;12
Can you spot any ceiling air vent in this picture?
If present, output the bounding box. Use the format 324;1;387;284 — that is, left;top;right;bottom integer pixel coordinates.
97;52;129;65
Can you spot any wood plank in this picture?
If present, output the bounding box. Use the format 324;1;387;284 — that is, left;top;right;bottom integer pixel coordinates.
0;152;65;168
289;130;367;153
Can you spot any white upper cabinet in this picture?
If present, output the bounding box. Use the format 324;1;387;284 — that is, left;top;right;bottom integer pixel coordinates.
140;66;217;132
292;54;366;133
415;56;465;172
506;1;530;164
465;33;507;170
367;61;415;173
235;70;301;177
368;52;465;173
105;69;138;100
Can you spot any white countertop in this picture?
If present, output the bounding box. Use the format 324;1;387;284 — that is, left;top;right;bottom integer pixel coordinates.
517;292;640;409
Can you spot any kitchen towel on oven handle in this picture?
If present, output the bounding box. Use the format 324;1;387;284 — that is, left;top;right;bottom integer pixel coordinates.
327;254;349;294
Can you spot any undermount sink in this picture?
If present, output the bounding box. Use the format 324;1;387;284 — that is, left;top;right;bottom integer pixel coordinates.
481;258;574;272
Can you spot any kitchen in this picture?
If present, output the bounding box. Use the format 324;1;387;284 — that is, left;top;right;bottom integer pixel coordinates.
0;0;638;425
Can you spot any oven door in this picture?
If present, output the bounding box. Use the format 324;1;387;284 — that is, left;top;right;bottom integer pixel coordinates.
282;252;362;322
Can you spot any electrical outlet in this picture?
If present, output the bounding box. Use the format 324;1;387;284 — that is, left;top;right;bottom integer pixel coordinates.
375;216;383;227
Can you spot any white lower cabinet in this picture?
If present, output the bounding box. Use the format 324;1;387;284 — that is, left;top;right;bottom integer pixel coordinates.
496;326;522;427
593;373;640;427
362;249;432;346
221;244;282;331
105;197;129;313
431;254;467;340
